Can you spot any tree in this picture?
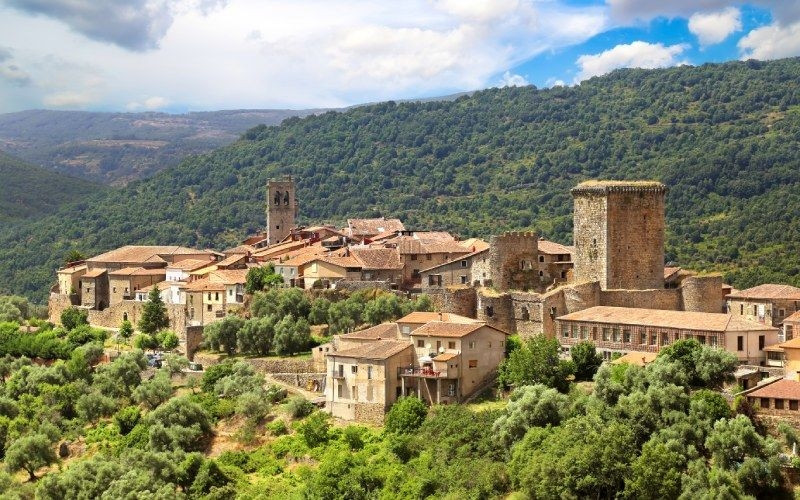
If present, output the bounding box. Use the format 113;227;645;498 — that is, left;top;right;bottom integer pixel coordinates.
138;287;169;335
308;298;331;325
114;406;141;435
156;330;179;351
236;391;271;422
498;335;574;392
690;389;731;423
623;439;687;499
492;384;570;447
656;339;736;388
245;265;283;294
274;315;299;356
118;319;134;348
5;433;57;480
76;391;117;421
286;396;314;418
385;397;427;434
133;371;173;409
297;411;330;448
204;316;243;355
60;307;88;330
133;333;157;351
237;315;275;355
570;341;602;381
147;396;212;452
63;250;85;265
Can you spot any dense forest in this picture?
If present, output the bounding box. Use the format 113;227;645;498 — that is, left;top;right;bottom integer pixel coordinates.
3;57;800;302
0;109;327;185
0;151;101;223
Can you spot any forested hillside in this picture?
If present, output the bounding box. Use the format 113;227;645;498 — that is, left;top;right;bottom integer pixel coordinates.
2;57;800;302
0;109;327;185
0;151;101;222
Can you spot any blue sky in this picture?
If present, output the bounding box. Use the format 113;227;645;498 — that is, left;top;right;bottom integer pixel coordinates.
0;1;797;113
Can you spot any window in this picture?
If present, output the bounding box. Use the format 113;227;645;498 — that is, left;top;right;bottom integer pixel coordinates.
571;326;578;339
521;307;529;321
538;255;544;263
791;400;798;411
207;293;211;301
650;333;657;346
740;304;744;315
402;325;411;335
759;335;765;350
417;340;424;347
561;271;567;279
207;305;212;311
436;341;441;351
602;328;610;341
486;306;493;317
426;254;432;260
460;260;467;268
337;385;342;398
761;398;769;409
352;386;358;401
780;309;786;317
639;331;646;345
469;341;476;349
410;254;418;261
468;359;478;368
775;399;785;410
538;270;544;277
351;365;358;374
215;292;219;301
460;275;467;284
113;287;117;293
367;366;372;380
229;289;233;296
562;325;569;338
580;326;587;339
710;336;717;347
612;328;621;342
788;326;794;341
623;329;631;343
737;336;744;351
753;305;758;315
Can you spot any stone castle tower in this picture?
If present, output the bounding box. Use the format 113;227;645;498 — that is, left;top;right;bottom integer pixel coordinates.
571;180;667;290
489;232;540;292
266;176;298;245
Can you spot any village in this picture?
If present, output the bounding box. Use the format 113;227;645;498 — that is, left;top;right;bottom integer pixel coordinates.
48;177;800;424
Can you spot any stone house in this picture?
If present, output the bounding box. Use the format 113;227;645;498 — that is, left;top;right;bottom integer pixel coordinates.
556;306;779;363
746;379;800;416
57;263;86;297
382;233;471;288
420;248;490;290
395;311;480;337
349;247;403;284
402;322;508;404
108;267;166;306
326;340;414;423
536;239;573;288
345;217;405;239
165;258;216;282
727;284;800;328
784;311;800;343
184;280;227;327
301;255;362;289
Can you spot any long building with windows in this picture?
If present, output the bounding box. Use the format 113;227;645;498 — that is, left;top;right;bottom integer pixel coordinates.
556;306;778;363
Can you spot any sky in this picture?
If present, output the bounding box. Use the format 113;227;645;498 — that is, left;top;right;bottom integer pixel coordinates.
0;0;798;114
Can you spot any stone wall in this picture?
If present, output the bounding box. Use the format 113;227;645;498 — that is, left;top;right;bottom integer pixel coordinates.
681;275;724;313
335;280;393;292
185;326;204;360
600;288;681;310
489;232;541;292
50;293;186;332
353;402;386;425
476;290;515;333
572;191;607;287
428;287;477;318
271;372;326;392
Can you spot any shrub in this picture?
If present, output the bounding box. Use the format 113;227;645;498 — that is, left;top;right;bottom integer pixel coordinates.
385;397;427;434
267;420;288;436
114;406;141;435
296;411;330;448
60;307;88;330
265;385;288;404
286;396;314;419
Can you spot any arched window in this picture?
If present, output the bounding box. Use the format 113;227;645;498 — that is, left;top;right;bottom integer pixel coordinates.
273;191;281;205
521;307;529;321
283;191;290;205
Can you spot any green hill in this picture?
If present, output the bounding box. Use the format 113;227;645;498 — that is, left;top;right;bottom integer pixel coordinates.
2;57;800;302
0;150;101;222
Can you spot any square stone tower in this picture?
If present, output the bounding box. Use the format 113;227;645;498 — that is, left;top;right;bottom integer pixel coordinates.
571;180;667;290
266;176;298;245
489;232;541;292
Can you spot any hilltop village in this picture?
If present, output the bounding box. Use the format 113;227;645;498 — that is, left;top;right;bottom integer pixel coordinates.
49;177;800;422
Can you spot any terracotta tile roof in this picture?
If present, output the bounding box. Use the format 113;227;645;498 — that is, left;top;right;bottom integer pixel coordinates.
108;267;166;277
280;249;327;268
785;311;800;323
433;352;459;362
330;340;412;360
320;254;362;269
557;306;778;333
87;246;209;264
83;269;107;278
251;240;312;259
397;311;480;324
166;259;214;272
224;244;255;255
764;343;784;353
216;254;247;269
58;264;87;273
339;323;399;340
209;269;248;285
347;218;405;237
727;284;800;301
747;379;800;400
458;238;490;253
611;351;658;367
411;322;507;338
779;337;800;350
664;267;682;280
537;239;573;255
419;248;489;273
350;247;402;270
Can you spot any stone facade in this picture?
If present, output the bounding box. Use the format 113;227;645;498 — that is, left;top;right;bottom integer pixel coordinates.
572;182;666;290
420;250;489;290
476;290;515;333
680;275;725;313
728;298;800;328
489;232;540;292
266;176;298;246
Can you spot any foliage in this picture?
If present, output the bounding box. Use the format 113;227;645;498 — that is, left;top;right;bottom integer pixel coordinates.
570;341;603;381
286;396;314;419
118;319;134;340
147;396;213;452
296;411;331;448
244;264;283;294
60;307;88;330
114;406;142;435
498;335;574;392
657;339;737;388
4;433;57;480
139;287;169;335
385;397;428;434
493;384;570;447
133;371;173;409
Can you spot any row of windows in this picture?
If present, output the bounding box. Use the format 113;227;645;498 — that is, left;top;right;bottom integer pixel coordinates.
560;324;721;348
758;397;799;410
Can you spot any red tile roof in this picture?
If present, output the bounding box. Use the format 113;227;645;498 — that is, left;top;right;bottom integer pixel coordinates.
397;311;480;324
166;258;215;272
330;340;412;360
419;248;489;273
557;306;778;333
747;379;800;400
785;311;800;323
347;218;405;237
339;323;399;340
537;239;573;255
350;247;402;270
87;246;209;264
727;284;800;300
411;322;506;338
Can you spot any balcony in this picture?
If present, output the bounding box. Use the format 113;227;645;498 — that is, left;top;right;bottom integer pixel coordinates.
331;371;346;380
398;366;448;378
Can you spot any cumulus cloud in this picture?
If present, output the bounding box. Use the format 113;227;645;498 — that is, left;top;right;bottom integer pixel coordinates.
126;96;170;111
575;41;689;82
498;71;529;87
689;7;742;46
545;77;566;87
739;21;800;60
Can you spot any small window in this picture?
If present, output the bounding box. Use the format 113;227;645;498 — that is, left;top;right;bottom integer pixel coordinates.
229;289;233;296
737;336;744;351
602;328;610;342
760;398;770;409
468;359;478;368
337;385;342;397
448;341;455;349
486;306;494;317
740;304;744;315
351;365;357;373
113;287;117;293
538;270;544;277
367;366;372;380
759;335;765;350
521;307;529;321
207;293;211;300
791;400;798;411
417;340;424;347
411;254;418;261
207;304;212;311
426;254;432;260
469;341;476;349
562;325;569;338
775;399;785;410
538;255;544;263
460;275;467;284
436;341;441;351
780;309;786;317
215;292;219;301
460;260;467;268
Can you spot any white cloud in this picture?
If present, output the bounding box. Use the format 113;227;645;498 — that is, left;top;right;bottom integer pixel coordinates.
545;77;566;87
688;7;742;46
607;1;800;25
498;71;528;87
0;0;609;112
126;96;170;111
42;91;96;107
575;41;690;82
739;21;800;60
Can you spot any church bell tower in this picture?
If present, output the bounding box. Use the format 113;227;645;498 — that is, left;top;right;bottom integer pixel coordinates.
266;176;298;245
